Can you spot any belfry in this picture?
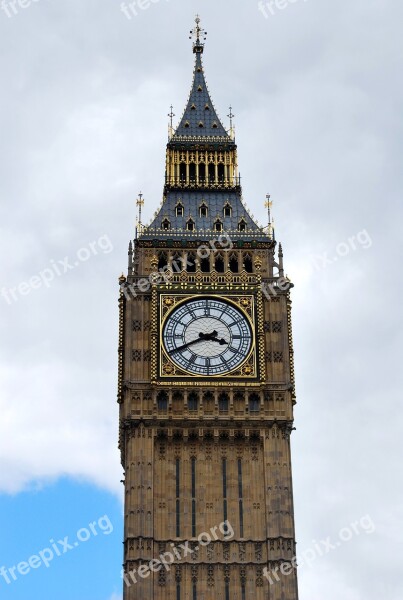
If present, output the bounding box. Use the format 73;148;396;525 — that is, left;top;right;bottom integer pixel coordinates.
118;16;299;600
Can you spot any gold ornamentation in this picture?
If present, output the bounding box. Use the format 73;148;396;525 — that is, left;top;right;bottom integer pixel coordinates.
162;362;175;375
155;293;258;383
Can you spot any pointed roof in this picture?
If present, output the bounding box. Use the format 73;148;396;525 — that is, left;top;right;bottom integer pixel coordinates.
142;190;269;241
137;17;272;243
172;17;230;141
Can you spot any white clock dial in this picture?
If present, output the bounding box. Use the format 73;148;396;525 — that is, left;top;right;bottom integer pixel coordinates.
162;298;252;376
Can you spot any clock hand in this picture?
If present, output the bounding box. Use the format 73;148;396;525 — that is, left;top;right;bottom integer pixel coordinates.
169;332;208;354
209;337;228;346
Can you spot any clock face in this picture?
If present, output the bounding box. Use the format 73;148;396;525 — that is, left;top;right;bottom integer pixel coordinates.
162;297;252;376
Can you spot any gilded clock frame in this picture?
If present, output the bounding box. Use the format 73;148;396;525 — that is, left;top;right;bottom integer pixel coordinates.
152;291;265;385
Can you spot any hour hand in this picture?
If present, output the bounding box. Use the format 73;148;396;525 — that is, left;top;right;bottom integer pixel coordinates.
209;337;228;346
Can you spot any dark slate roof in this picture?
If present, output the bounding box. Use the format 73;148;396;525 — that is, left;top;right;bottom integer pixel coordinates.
172;51;230;141
141;190;270;241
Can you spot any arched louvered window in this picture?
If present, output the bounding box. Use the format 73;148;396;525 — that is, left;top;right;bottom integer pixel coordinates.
157;391;168;411
243;253;253;273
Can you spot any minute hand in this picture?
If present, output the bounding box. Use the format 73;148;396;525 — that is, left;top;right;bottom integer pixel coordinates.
169;334;207;355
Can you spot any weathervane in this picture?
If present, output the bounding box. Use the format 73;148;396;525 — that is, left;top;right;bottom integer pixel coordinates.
189;15;207;50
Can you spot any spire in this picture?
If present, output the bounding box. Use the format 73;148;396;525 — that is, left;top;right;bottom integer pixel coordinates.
139;18;272;243
173;16;229;140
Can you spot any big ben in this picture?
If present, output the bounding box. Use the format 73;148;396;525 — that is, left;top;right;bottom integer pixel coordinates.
118;16;299;600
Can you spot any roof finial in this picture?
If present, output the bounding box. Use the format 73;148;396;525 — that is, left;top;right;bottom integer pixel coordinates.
265;193;274;240
136;192;144;238
168;105;175;140
228;106;235;139
190;15;207;54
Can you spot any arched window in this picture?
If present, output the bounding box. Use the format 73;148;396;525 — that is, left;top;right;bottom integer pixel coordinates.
158;252;168;270
218;164;225;182
215;254;224;273
229;253;238;273
157;391;168;412
199;203;208;217
200;257;210;272
188;392;199;411
171;252;182;273
224;203;232;217
162;219;170;231
214;219;223;232
208;163;215;183
219;392;229;413
187;253;196;273
238;219;246;232
199;163;206;183
249;393;260;413
243;253;253;273
189;163;196;181
187;219;195;232
176;203;184;217
179;163;186;181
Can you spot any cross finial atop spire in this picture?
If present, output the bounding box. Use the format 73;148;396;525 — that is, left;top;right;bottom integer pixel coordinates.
189;15;207;54
168;105;175;140
228;106;235;139
136;192;144;238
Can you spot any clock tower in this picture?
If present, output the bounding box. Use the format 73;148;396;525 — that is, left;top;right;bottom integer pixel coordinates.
118;17;299;600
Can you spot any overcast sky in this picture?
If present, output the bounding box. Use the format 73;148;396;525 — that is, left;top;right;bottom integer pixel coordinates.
0;1;402;599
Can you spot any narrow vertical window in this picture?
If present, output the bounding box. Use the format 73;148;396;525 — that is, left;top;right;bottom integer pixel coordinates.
238;458;244;537
176;583;181;600
225;581;230;600
222;457;228;523
191;457;196;537
176;458;180;537
192;582;197;600
241;583;246;600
